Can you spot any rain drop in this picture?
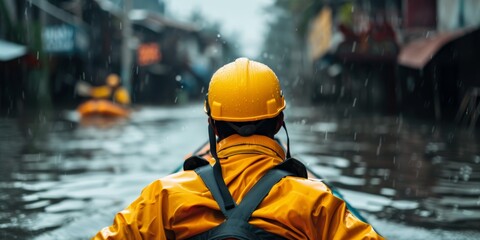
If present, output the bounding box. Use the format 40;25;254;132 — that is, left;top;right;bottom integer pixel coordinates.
376;138;382;156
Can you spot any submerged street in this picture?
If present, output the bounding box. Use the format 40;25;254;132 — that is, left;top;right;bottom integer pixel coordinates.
2;0;480;239
1;104;479;239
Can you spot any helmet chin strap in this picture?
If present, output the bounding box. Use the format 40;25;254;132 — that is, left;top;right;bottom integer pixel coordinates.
282;121;292;159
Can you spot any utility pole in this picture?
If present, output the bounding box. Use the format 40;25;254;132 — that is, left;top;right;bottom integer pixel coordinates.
121;0;133;94
38;0;51;109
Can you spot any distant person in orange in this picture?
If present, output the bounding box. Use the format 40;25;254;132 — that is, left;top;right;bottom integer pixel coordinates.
88;73;131;105
76;73;131;118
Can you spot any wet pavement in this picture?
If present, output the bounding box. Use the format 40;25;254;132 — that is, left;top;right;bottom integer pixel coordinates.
1;103;480;239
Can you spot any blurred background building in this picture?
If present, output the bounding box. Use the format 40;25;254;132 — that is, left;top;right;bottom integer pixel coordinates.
0;0;238;114
261;0;480;124
1;0;480;126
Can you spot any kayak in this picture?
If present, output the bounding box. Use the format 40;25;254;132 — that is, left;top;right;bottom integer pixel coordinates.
179;139;370;224
76;99;130;118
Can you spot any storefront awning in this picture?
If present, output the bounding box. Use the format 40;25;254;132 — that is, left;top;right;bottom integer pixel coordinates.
397;29;469;69
0;40;27;61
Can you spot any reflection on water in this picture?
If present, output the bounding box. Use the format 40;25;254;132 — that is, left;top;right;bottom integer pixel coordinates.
1;104;480;239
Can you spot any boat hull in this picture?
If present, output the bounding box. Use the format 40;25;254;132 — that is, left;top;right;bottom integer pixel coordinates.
77;99;130;118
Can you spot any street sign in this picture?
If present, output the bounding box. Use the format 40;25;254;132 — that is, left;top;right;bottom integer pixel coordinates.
42;24;88;54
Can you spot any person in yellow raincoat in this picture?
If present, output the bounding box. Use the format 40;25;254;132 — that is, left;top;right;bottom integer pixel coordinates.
93;58;383;239
76;73;131;118
89;73;131;105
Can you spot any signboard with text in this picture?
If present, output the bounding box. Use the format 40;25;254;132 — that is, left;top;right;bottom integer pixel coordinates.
137;43;161;66
42;24;88;54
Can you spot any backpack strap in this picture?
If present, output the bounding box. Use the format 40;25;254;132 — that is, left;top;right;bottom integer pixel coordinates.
227;168;292;221
184;155;210;171
274;158;308;178
195;165;236;217
189;167;292;240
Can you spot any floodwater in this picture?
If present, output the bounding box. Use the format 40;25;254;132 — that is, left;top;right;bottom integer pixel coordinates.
1;104;479;239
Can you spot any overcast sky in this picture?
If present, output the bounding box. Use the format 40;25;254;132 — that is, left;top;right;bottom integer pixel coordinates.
165;0;274;58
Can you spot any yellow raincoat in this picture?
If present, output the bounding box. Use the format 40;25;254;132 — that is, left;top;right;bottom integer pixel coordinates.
90;86;131;105
93;134;383;239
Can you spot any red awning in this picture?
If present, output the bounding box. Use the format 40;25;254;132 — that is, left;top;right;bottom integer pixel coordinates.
397;29;468;69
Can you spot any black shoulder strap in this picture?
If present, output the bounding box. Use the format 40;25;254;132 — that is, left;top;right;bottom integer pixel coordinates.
195;165;236;217
228;168;292;221
184;155;210;171
274;158;308;178
191;167;292;240
193;158;308;217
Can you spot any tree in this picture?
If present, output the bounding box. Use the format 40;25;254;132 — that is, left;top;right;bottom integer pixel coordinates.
260;0;323;102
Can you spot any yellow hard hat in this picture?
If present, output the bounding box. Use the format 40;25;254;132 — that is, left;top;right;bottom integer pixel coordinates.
106;74;120;87
205;58;286;122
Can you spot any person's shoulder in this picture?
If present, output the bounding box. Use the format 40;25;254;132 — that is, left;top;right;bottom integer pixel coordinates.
281;176;333;194
145;170;204;192
270;176;344;212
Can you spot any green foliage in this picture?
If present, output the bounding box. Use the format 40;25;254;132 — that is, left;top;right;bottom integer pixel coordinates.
0;0;13;40
272;0;325;38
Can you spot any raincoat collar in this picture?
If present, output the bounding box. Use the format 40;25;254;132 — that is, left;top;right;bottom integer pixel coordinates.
216;134;286;160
